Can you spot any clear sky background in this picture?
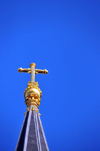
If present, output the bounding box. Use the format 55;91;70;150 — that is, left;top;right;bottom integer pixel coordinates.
0;0;100;151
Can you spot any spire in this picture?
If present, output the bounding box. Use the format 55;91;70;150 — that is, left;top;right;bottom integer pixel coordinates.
15;63;49;151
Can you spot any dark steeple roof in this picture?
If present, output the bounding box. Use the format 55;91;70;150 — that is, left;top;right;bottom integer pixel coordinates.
15;110;49;151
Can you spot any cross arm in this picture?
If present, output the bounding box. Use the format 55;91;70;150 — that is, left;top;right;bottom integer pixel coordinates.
18;67;31;73
35;69;48;74
18;67;48;74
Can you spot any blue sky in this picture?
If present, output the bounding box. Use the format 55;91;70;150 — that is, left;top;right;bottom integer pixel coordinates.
0;0;100;151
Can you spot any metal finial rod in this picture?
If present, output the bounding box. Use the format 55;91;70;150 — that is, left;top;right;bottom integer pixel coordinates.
30;63;36;82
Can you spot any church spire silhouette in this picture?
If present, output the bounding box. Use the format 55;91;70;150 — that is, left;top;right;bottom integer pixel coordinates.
15;63;49;151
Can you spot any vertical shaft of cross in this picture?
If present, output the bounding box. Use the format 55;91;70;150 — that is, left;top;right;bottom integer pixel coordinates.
30;63;36;82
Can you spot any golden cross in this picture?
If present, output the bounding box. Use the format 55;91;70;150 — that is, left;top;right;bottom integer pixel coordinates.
18;63;48;82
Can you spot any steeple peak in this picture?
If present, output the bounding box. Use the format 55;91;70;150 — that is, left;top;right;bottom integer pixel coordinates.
18;63;48;110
